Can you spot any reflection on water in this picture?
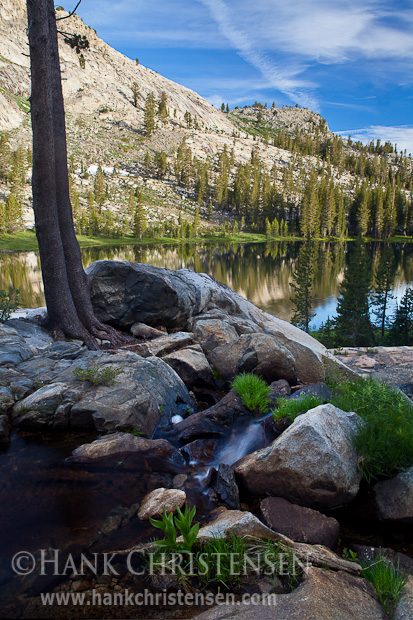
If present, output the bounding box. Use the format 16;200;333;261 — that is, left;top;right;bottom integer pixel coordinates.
1;241;412;328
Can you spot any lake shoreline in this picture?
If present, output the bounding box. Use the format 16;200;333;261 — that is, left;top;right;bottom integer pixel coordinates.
1;230;412;253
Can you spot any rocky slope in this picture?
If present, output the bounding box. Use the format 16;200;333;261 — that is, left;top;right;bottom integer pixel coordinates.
0;0;411;234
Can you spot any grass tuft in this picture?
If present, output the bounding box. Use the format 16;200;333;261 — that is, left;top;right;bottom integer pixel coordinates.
361;554;408;617
231;373;271;413
273;394;325;423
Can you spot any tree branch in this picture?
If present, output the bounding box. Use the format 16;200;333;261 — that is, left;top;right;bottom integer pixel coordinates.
56;0;82;21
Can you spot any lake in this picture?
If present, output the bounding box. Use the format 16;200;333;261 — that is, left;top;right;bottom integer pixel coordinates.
0;240;412;329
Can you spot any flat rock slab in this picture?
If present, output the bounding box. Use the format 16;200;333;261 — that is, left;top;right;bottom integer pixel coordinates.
137;487;186;520
260;496;340;548
330;346;413;389
190;567;385;620
68;432;185;467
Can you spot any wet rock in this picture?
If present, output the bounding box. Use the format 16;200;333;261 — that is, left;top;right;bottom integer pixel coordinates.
0;415;10;445
290;382;332;402
373;467;413;524
181;439;218;463
88;262;354;385
173;473;188;488
163;345;215;389
260;497;340;548
213;463;240;509
68;432;185;467
208;333;296;383
235;404;363;510
169;390;249;445
268;379;291;406
137;487;186;520
100;505;129;535
190;567;385;620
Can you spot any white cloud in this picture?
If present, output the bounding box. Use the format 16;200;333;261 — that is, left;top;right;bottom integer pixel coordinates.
335;125;413;155
197;0;319;109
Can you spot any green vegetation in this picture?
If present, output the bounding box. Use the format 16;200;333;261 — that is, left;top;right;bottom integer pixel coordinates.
329;377;413;482
231;372;271;413
0;288;20;322
273;376;413;483
149;503;199;552
147;503;302;592
361;555;408;618
125;426;144;437
273;394;325;423
73;363;123;386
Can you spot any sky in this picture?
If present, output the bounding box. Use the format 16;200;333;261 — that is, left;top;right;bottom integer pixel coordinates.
74;0;413;154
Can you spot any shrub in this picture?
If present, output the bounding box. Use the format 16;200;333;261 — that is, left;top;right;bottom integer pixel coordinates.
330;377;413;482
73;363;123;386
231;373;270;413
0;288;20;322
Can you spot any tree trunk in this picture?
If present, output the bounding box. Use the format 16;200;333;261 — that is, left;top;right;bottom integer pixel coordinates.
26;0;123;347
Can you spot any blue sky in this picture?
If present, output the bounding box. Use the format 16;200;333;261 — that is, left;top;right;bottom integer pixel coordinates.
75;0;413;154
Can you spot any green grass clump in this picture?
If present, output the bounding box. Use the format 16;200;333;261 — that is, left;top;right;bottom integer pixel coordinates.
231;372;271;413
273;394;325;423
329;377;413;483
73;363;123;386
361;555;408;617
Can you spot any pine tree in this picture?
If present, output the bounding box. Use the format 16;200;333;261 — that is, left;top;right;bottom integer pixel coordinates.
144;92;156;136
158;91;168;120
388;287;413;345
0;134;11;181
370;246;396;342
94;164;106;212
290;238;316;332
334;242;375;346
133;200;147;239
3;193;22;233
131;82;139;108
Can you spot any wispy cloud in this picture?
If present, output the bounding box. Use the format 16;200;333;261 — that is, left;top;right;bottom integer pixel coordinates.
197;0;319;110
335;125;413;155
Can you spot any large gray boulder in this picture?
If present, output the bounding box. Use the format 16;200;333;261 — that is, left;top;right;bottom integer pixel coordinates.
87;261;353;384
235;404;363;509
12;350;191;435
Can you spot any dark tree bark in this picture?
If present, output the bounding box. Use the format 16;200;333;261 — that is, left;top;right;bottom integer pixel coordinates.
26;0;123;347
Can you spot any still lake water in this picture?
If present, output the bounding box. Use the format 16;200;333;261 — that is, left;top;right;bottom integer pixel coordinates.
1;240;412;329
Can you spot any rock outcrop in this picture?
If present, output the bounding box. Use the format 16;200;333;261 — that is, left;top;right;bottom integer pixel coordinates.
87;261;352;385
